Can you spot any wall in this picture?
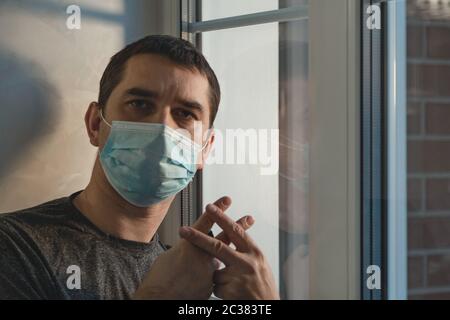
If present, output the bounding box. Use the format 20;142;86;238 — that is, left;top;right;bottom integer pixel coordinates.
406;0;450;299
0;0;180;245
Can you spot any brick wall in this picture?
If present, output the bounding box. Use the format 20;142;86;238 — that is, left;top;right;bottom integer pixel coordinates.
407;0;450;300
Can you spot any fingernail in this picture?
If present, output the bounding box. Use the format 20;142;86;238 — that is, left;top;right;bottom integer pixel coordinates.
179;227;191;237
222;197;231;206
246;216;255;225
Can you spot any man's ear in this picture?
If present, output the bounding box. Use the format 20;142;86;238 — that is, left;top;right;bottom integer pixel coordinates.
198;129;215;171
84;102;102;147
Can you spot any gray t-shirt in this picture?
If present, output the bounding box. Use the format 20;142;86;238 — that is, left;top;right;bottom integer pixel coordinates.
0;190;168;300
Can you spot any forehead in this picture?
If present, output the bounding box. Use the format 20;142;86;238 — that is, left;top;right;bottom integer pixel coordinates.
118;53;210;103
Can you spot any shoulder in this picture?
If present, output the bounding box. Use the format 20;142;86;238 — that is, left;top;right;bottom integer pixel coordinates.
0;198;72;300
0;194;81;259
0;195;75;234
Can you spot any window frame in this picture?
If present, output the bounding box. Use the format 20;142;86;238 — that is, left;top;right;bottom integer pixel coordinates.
360;0;387;300
386;0;407;300
309;0;360;299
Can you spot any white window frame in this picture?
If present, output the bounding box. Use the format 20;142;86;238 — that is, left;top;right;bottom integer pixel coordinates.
309;0;360;299
386;0;407;300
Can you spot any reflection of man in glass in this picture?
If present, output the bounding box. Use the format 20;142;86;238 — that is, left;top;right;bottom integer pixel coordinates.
279;35;310;300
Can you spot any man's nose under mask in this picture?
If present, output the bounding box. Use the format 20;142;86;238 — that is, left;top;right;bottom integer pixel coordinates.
99;111;208;207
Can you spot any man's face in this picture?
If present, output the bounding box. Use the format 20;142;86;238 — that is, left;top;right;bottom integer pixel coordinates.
98;53;212;163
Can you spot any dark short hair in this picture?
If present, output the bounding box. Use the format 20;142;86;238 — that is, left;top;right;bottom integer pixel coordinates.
98;35;220;126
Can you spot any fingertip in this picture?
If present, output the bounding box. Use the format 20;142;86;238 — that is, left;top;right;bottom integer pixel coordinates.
222;196;232;206
246;216;255;225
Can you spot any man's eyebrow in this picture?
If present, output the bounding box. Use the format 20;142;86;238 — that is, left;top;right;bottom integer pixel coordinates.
176;98;204;112
124;87;159;98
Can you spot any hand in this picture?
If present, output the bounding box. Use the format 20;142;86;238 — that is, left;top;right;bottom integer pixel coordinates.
179;204;280;300
133;197;254;300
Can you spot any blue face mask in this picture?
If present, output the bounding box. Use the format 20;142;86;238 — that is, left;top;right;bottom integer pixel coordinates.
99;111;208;207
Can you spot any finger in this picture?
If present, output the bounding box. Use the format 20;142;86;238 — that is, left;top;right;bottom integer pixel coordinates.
213;268;233;285
191;196;232;234
206;204;257;252
179;226;241;266
215;196;232;212
216;215;255;245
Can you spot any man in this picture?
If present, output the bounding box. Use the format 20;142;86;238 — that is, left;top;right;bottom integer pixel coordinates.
0;35;279;300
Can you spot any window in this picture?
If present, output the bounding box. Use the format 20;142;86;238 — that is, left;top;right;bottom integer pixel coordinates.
183;0;450;300
371;0;450;300
182;0;310;299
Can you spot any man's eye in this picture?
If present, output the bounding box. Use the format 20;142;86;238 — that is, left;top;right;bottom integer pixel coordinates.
128;100;153;110
174;109;196;120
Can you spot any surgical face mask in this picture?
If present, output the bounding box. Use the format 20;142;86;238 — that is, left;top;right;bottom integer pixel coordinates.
98;110;209;207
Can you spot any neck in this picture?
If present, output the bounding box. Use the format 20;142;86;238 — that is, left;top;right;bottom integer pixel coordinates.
73;157;174;243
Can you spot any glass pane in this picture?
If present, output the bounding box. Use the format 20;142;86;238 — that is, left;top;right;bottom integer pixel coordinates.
200;0;305;21
201;0;309;299
407;0;450;299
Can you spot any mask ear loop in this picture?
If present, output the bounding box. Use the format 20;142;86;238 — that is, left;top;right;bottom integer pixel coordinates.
200;126;213;151
194;126;213;166
99;107;112;128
